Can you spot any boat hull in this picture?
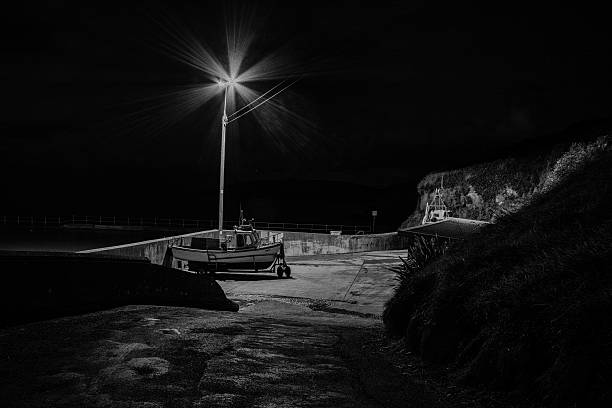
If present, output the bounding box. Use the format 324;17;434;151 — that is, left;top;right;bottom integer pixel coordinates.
171;242;282;272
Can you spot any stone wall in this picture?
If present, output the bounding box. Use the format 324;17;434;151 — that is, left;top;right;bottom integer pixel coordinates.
79;229;219;267
258;230;411;256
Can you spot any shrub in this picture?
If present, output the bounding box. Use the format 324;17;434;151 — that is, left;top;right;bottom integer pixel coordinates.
390;235;451;287
383;235;450;337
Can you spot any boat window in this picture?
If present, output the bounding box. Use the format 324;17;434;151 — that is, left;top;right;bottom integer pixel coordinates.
244;234;253;246
236;234;244;248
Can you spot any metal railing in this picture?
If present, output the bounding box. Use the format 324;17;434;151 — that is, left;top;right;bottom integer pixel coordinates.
0;215;371;235
251;221;369;235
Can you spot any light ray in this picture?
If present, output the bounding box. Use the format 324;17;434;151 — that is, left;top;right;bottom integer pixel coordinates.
105;83;222;143
227;77;300;123
225;8;255;79
227;79;287;118
154;14;228;80
235;50;302;83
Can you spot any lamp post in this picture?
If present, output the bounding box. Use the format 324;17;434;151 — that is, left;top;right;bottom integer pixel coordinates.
218;80;232;241
371;210;377;233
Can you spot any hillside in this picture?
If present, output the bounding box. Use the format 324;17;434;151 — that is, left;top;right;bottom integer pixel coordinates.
401;134;609;228
385;148;612;406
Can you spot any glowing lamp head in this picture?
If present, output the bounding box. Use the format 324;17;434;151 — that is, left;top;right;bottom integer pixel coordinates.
218;77;237;87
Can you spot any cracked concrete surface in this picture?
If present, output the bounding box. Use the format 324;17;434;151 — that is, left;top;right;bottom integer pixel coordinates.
0;250;422;408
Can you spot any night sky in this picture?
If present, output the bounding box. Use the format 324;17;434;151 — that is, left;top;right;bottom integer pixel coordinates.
2;1;612;231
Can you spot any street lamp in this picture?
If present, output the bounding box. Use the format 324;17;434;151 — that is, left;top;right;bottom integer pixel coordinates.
215;76;298;242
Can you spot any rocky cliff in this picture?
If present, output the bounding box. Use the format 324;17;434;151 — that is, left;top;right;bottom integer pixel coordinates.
401;134;610;228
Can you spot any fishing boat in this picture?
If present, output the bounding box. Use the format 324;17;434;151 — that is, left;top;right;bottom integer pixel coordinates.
170;222;291;278
422;180;451;224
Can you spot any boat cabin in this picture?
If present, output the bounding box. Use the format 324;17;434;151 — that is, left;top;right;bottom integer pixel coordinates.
189;220;262;251
225;229;260;250
190;228;260;251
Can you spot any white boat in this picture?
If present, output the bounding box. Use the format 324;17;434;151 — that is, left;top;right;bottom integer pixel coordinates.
170;223;291;277
422;178;451;225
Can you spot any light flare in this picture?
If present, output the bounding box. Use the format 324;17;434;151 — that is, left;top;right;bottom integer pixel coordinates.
117;9;320;156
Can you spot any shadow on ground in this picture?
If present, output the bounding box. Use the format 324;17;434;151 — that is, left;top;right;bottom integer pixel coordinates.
212;272;287;282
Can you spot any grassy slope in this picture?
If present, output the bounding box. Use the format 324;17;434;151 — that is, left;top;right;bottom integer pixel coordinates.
385;150;612;407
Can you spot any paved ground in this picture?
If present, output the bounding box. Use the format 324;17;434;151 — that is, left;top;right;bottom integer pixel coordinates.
0;250;453;408
218;250;407;317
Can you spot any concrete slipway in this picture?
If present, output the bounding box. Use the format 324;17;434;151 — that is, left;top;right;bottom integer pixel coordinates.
0;249;458;407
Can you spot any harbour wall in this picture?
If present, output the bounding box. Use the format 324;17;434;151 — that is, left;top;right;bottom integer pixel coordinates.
258;231;411;257
79;229;410;264
78;229;219;267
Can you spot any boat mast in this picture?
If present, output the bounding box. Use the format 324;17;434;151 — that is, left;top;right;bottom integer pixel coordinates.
422;177;449;224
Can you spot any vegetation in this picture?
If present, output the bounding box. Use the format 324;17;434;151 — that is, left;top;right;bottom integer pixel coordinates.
388;235;450;287
385;149;612;407
402;134;610;227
